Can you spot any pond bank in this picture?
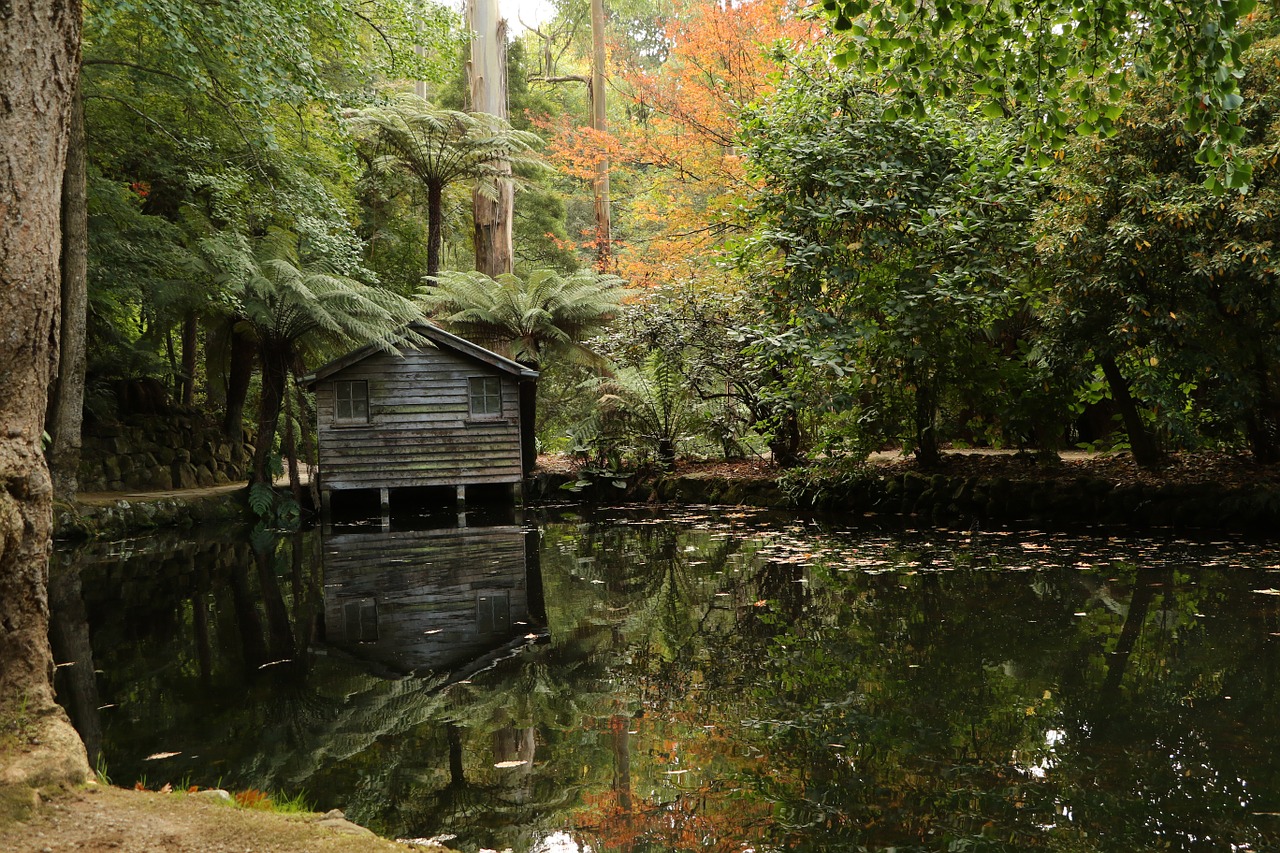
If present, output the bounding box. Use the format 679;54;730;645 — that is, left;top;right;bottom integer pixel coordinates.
55;484;251;540
53;451;1280;539
0;781;452;852
527;451;1280;533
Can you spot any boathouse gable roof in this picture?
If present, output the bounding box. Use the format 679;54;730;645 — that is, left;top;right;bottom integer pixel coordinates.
299;321;539;388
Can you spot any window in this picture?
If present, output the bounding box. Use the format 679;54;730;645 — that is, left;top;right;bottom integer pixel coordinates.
476;591;511;634
342;598;379;642
335;380;369;424
469;376;503;418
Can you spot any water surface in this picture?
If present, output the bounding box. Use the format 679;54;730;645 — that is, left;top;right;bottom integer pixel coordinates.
53;508;1280;852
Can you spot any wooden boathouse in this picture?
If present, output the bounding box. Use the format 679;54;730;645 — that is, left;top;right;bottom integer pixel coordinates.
300;321;538;514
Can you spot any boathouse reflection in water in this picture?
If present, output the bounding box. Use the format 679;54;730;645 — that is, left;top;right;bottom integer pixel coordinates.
320;521;547;677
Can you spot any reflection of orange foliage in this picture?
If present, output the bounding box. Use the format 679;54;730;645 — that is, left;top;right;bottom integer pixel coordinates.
575;708;778;852
547;0;818;286
578;785;774;853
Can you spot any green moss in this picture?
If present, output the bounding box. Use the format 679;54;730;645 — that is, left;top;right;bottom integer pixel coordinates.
0;784;38;824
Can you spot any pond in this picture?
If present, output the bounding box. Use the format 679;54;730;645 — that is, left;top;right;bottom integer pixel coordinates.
51;506;1280;852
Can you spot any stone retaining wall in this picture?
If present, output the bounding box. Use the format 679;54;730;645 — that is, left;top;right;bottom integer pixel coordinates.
78;413;251;492
54;491;251;540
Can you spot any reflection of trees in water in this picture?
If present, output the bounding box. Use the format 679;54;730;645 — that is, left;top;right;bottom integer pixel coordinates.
56;516;1280;851
48;556;104;765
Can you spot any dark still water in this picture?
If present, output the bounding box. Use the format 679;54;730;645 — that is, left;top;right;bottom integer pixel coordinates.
51;508;1280;852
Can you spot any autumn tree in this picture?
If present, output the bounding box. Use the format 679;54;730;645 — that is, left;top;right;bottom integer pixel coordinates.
547;0;817;285
0;0;92;786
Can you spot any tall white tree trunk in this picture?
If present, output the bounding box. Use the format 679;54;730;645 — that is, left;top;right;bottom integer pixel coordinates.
468;0;514;278
590;0;611;268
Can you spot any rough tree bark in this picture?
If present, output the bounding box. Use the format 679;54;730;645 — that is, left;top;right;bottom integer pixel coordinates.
179;311;198;407
0;0;91;787
46;80;88;502
468;0;515;278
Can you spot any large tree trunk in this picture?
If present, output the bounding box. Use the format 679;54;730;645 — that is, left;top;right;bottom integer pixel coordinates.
590;0;611;269
912;375;941;468
1244;355;1280;465
1099;354;1163;470
468;0;515;278
47;80;88;502
223;323;256;444
179;311;198;407
252;346;290;486
0;0;91;787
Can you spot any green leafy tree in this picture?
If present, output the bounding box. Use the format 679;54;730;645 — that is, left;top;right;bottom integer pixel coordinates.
420;267;626;470
1038;28;1280;464
820;0;1262;189
199;228;426;486
349;96;543;278
744;64;1050;464
73;0;460;445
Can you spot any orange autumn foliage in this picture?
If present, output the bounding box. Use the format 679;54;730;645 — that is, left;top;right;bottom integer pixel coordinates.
547;0;819;286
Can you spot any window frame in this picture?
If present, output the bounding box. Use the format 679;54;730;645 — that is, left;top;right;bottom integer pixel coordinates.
334;379;370;425
468;375;504;419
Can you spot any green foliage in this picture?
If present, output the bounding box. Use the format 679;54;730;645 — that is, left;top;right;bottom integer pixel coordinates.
596;350;695;470
350;97;545;193
744;63;1056;462
593;282;769;460
1036;31;1280;461
248;482;277;519
820;0;1261;189
421;267;626;368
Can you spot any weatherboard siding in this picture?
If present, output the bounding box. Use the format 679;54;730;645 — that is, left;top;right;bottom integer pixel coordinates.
322;526;531;674
313;347;524;492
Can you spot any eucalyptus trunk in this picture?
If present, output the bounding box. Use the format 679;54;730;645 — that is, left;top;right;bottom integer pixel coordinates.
0;0;90;786
590;0;611;268
467;0;514;277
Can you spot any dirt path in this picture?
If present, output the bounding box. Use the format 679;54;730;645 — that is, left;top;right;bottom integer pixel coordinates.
0;783;448;853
